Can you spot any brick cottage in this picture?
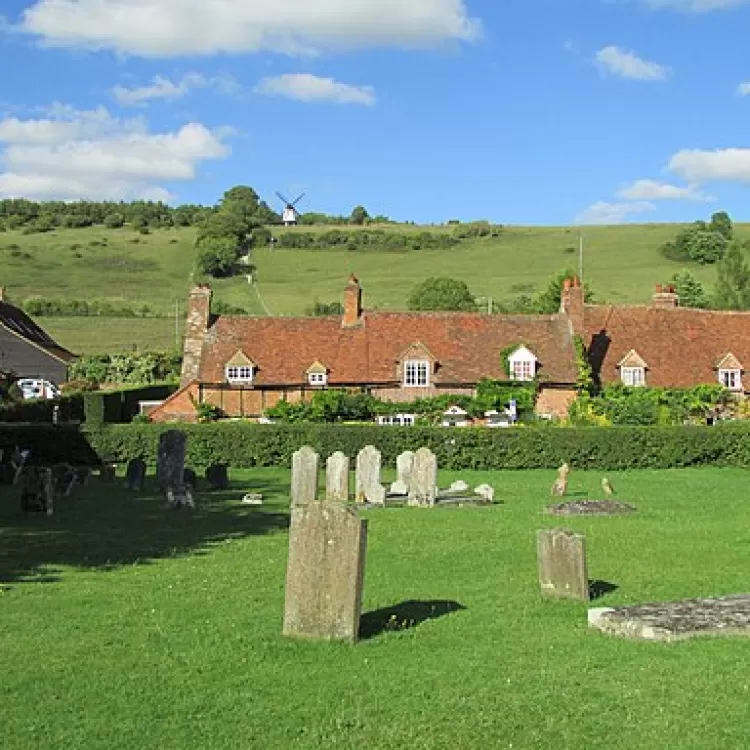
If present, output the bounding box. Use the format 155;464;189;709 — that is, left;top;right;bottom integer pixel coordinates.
149;276;750;423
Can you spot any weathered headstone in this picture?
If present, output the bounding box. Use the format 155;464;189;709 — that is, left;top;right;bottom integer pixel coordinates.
601;477;615;497
408;448;438;507
100;463;116;483
537;528;589;602
389;451;414;496
156;430;187;490
473;483;495;502
183;467;197;488
19;467;54;516
550;463;570;497
326;452;350;503
355;446;386;505
291;446;319;506
51;463;76;498
124;458;146;491
167;484;195;509
283;503;368;643
205;464;229;491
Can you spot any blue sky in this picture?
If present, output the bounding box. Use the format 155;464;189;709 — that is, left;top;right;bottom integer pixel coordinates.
0;0;749;225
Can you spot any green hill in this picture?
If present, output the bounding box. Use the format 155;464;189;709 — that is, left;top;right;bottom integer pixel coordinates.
1;222;745;354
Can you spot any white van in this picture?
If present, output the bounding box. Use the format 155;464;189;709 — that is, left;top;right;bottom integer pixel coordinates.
16;378;61;400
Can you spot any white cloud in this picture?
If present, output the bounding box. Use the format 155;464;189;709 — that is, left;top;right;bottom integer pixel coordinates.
20;0;480;57
595;46;671;81
668;148;750;183
255;74;376;106
617;179;715;202
0;105;230;201
112;73;241;106
642;0;748;11
737;82;750;96
575;201;656;225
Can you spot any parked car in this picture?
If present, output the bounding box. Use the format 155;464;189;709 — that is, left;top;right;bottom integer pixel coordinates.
16;378;60;400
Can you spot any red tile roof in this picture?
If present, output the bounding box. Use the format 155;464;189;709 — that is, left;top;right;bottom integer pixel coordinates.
584;304;750;388
198;311;578;386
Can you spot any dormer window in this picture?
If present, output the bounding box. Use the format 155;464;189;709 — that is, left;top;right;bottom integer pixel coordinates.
224;351;255;384
507;345;537;382
404;360;430;387
618;350;648;387
716;353;743;392
306;361;328;387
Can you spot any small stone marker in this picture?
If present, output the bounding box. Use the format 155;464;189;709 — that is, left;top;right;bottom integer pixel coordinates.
51;463;76;498
326;452;350;503
291;446;319;506
601;477;615;497
156;430;187;490
550;463;570;497
167;484;195;509
389;451;414;496
449;480;470;493
355;446;385;505
242;493;263;505
124;458;146;491
205;464;229;491
473;483;495;502
537;528;589;602
408;447;437;507
283;503;368;643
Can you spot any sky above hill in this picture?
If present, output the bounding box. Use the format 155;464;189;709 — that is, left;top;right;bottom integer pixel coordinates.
0;0;749;225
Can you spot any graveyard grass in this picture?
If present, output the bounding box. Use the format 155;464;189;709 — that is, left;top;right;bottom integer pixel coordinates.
2;467;750;749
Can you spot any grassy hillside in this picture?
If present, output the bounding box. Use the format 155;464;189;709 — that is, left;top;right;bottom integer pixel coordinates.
1;222;746;354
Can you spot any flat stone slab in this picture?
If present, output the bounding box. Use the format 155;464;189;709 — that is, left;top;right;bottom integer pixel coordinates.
589;594;750;641
545;500;637;516
436;493;495;507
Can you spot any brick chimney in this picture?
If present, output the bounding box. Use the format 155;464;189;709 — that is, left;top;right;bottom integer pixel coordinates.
180;284;213;385
342;274;363;328
560;275;585;335
652;284;679;309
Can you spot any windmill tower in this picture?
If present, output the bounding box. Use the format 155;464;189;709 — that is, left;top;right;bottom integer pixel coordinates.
275;191;305;227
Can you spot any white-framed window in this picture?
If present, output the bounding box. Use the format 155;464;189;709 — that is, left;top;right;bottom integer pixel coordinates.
308;372;327;386
404;360;430;387
511;360;534;381
226;365;254;383
719;369;742;391
621;367;645;387
376;414;416;426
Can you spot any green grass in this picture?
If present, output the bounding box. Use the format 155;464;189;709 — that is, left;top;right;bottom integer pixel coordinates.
2;467;750;749
2;221;749;352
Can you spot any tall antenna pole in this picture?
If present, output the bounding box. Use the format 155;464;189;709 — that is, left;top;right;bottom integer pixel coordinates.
174;299;179;352
578;233;584;284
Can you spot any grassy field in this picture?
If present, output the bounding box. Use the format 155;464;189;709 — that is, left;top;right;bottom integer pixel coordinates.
2;222;750;353
2;466;750;749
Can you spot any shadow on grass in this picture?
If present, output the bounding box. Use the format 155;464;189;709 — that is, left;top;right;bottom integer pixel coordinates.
359;599;466;640
0;476;290;585
589;580;618;600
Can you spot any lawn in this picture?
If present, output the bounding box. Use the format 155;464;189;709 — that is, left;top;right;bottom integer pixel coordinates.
2;467;750;749
4;222;750;354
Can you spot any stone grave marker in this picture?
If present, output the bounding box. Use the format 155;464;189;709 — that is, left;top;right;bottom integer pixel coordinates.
355;446;386;506
183;467;198;488
205;464;229;491
537;528;589;602
156;430;187;490
408;448;438;507
19;467;54;516
124;458;146;491
100;463;116;483
291;446;319;506
389;451;414;496
326;452;350;503
283;503;368;643
167;484;195;509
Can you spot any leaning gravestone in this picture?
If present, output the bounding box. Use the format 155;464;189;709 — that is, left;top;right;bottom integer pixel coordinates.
291;446;319;506
537;528;589;602
355;446;386;506
408;448;438;507
326;452;350;503
283;503;368;643
205;464;229;491
156;431;187;490
124;458;146;491
390;451;414;496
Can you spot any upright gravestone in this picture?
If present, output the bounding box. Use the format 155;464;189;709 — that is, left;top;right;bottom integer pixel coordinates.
125;458;146;491
408;447;438;507
205;464;229;491
283;503;368;643
355;445;386;506
390;451;414;496
291;446;319;506
537;528;589;602
326;452;350;503
156;430;187;490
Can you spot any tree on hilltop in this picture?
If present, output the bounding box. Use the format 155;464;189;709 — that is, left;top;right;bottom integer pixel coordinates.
408;277;477;312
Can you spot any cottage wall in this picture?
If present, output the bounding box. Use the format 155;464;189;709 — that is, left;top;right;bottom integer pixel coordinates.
0;327;68;384
535;387;577;420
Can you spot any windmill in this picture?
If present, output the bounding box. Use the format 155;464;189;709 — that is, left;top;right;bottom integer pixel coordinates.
275;191;305;227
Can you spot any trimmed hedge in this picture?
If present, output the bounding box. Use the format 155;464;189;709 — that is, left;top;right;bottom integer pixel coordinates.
83;383;178;425
0;425;100;465
80;422;750;471
0;394;84;423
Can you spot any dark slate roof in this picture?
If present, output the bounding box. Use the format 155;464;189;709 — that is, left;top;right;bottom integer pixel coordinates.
0;300;75;364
